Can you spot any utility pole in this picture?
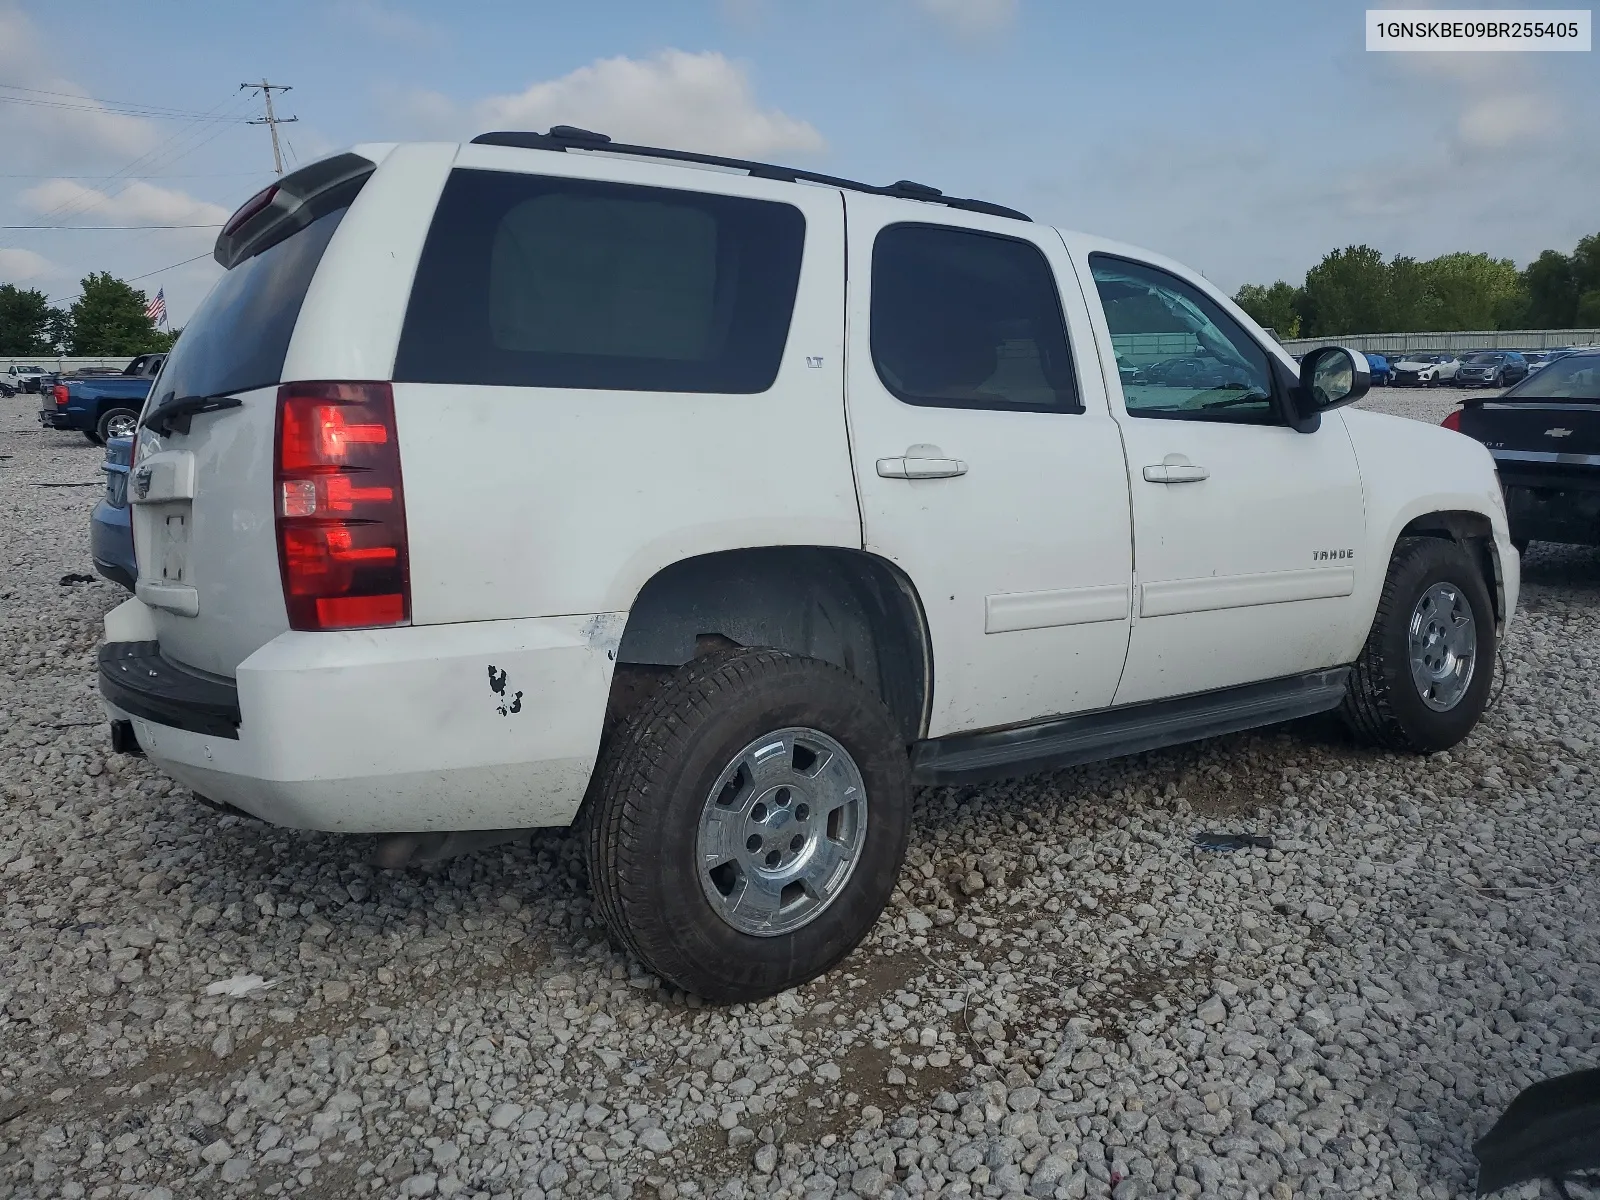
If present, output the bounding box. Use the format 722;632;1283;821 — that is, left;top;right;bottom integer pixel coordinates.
241;79;298;175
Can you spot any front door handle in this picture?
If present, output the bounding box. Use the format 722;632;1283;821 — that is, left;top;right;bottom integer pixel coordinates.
1143;459;1209;484
877;456;968;480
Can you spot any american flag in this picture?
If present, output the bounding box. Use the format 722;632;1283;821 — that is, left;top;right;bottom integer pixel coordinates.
144;288;167;327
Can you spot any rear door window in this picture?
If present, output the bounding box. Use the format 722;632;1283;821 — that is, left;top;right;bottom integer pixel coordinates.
153;207;347;405
870;223;1080;412
395;169;806;393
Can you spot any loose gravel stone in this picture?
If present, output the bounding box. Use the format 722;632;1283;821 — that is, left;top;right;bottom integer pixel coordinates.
1;387;1597;1200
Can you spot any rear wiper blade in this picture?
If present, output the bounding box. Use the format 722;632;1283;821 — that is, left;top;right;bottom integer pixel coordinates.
144;393;242;437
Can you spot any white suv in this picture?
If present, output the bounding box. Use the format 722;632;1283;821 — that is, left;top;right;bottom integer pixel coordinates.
101;128;1518;1001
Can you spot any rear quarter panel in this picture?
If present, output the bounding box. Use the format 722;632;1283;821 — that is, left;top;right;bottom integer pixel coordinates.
380;146;860;625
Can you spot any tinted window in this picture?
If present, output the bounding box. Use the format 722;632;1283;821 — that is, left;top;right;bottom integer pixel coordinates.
1089;255;1276;422
870;224;1079;412
1465;353;1504;364
395;170;805;393
1507;353;1600;398
155;207;346;405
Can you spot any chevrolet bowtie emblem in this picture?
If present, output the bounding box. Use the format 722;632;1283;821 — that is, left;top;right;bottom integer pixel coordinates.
1545;427;1573;438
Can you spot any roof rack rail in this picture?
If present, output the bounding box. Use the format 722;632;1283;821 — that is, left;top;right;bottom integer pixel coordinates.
469;126;1032;222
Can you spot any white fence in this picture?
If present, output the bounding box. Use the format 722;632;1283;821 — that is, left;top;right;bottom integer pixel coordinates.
1279;328;1600;355
2;356;135;375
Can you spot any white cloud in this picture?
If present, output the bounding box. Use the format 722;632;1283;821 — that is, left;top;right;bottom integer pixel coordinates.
0;247;55;284
0;9;161;167
474;50;825;158
19;179;230;229
911;0;1018;38
1457;91;1555;149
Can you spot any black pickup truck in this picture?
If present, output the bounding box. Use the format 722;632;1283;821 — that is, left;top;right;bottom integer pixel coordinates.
1445;350;1600;551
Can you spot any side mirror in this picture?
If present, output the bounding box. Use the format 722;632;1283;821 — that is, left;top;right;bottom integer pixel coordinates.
1297;345;1370;415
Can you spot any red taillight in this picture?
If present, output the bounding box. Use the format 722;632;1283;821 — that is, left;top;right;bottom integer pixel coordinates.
274;382;409;632
1441;409;1463;431
224;184;279;236
53;384;68;406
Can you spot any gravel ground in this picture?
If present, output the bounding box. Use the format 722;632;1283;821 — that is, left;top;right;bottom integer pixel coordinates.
2;385;1597;1200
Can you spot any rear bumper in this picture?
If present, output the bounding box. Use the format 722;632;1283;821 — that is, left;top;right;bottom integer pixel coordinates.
37;406;73;429
98;599;624;833
1502;479;1600;547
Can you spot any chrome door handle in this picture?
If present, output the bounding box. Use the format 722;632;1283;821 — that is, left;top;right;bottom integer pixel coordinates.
877;456;968;479
1143;462;1209;483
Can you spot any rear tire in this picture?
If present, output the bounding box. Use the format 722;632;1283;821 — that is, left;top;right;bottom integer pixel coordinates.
1341;537;1496;753
96;406;140;443
585;647;912;1002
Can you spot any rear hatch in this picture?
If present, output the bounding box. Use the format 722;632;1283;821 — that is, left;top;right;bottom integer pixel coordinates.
131;153;376;677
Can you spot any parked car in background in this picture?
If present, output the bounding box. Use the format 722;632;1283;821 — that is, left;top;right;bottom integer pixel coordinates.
97;132;1517;1001
8;364;47;393
38;352;165;443
1391;353;1461;387
1365;353;1392;385
90;436;137;591
1445;350;1600;551
1457;351;1528;389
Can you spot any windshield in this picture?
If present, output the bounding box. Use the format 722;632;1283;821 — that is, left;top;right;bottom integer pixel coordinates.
1504;354;1600;399
1465;353;1502;364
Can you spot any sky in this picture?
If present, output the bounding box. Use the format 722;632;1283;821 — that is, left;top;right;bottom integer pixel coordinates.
0;0;1595;326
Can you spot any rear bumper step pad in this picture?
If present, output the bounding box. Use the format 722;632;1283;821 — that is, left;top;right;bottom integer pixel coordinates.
98;641;242;739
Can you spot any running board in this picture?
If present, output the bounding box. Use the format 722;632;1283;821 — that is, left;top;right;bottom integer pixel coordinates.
910;667;1351;786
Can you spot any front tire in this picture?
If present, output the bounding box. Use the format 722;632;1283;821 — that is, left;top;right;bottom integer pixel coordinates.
585;648;912;1002
1341;537;1496;753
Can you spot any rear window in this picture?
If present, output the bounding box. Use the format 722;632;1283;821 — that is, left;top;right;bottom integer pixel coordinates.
154;207;346;405
394;169;805;393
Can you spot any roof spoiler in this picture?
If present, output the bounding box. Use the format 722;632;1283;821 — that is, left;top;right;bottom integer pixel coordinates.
214;152;376;270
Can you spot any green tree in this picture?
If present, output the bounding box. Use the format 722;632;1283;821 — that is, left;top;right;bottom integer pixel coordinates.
1416;252;1522;331
1300;245;1391;336
1233;281;1302;338
1386;255;1436;331
0;284;60;354
1521;250;1578;328
66;272;160;355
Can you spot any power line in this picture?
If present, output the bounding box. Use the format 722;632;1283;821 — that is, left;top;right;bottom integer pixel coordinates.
45;251;215;306
0;90;256;250
241;80;298;175
0;172;268;179
0;83;255;120
0;94;250;123
0;223;223;229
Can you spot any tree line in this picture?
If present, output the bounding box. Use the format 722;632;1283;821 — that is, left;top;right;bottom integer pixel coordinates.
1235;231;1600;339
0;274;180;357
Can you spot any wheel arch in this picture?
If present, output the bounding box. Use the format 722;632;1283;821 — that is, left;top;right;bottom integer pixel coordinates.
1395;508;1507;634
611;546;933;744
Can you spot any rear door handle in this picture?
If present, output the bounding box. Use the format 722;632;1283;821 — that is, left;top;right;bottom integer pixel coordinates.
1143;462;1209;484
877;456;968;480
